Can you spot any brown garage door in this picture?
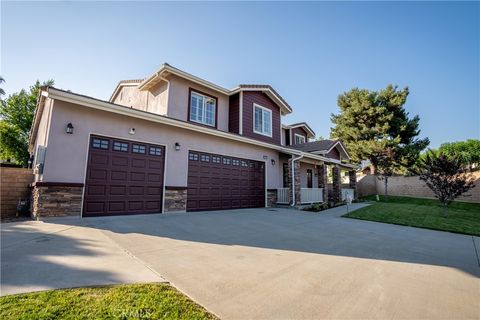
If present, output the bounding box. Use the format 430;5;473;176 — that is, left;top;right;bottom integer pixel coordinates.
187;151;265;211
83;135;165;217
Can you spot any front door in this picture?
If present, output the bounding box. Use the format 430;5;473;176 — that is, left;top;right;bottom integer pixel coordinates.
307;169;313;188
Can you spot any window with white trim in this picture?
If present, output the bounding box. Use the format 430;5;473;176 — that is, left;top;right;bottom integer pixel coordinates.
253;104;272;137
190;91;216;127
294;134;306;145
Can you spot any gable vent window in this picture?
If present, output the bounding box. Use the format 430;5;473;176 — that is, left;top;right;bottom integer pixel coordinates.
294;134;306;145
190;91;216;127
253;104;272;137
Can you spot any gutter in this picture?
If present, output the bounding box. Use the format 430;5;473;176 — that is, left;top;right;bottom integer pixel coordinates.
290;154;304;207
30;87;358;170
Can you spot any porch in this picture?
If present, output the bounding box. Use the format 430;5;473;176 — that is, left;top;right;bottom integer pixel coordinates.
274;157;357;206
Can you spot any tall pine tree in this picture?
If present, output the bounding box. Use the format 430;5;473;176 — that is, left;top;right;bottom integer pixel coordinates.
330;85;429;195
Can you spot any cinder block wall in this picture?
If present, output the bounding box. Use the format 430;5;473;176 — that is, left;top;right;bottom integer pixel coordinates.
357;172;480;203
0;167;34;219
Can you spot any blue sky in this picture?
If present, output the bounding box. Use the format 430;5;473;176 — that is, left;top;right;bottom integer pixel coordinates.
2;1;479;148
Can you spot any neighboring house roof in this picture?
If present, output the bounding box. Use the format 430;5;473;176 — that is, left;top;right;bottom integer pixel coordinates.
133;63;293;115
290;139;350;159
30;87;356;169
282;122;316;138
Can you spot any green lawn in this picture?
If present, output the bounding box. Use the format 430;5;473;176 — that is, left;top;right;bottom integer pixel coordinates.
0;283;217;320
344;195;480;236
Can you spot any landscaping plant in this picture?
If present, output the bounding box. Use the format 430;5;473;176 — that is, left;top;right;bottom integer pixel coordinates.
414;150;475;216
330;85;429;196
0;80;53;165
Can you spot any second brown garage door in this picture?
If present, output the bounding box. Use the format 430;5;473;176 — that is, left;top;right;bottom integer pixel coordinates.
83;135;165;217
187;151;265;211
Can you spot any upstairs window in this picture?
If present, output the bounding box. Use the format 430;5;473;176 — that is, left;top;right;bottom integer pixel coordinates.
294;134;306;145
253;104;272;137
190;90;216;127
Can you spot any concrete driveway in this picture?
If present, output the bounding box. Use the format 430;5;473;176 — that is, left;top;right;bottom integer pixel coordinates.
2;204;479;319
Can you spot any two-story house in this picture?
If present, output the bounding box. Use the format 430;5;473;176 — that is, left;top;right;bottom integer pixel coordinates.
29;63;357;218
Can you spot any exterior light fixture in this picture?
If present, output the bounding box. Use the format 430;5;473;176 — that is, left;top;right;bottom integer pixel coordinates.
66;123;74;134
129;128;136;135
175;142;181;151
271;159;276;165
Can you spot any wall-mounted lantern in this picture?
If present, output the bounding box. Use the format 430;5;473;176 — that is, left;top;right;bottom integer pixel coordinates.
175;142;181;151
66;123;74;134
271;159;276;166
129;128;136;135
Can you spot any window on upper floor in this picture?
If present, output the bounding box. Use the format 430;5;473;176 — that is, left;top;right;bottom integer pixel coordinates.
253;104;272;137
190;90;216;127
294;134;306;145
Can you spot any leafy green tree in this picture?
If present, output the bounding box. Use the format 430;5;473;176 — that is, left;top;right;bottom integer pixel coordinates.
438;139;480;171
330;85;429;195
0;76;5;96
414;150;475;216
0;80;54;165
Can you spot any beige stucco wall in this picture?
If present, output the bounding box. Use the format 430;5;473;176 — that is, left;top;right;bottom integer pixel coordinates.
112;75;229;132
113;83;168;116
166;74;230;132
39;100;282;188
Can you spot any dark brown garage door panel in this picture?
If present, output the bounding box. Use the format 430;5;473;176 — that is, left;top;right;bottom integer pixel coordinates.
83;135;165;217
187;151;265;211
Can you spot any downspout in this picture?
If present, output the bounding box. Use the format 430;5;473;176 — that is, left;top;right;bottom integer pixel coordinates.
290;153;304;207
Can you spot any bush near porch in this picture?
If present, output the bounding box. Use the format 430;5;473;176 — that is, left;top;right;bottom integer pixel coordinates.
343;195;480;236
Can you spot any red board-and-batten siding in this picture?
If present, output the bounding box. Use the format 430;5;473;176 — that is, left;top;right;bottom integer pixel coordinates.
240;91;281;145
228;93;240;134
327;147;340;160
291;127;308;145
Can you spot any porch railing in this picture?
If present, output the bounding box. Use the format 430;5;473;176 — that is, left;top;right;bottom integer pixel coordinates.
341;188;355;201
277;188;290;204
300;188;323;204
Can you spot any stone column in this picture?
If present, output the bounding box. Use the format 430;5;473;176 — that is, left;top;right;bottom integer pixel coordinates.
332;165;341;203
317;163;328;203
348;170;358;199
288;158;301;206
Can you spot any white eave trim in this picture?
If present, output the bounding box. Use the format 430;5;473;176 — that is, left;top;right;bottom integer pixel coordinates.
37;87;355;169
138;64;292;115
109;82;141;102
327;141;351;160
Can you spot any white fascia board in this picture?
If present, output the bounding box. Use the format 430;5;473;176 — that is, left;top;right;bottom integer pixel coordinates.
45;88;299;156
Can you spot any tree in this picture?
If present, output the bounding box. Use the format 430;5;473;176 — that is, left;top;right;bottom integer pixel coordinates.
438;139;480;171
0;76;5;96
0;80;54;165
414;150;475;216
330;85;429;195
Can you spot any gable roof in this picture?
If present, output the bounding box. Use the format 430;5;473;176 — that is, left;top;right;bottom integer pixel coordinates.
30;86;356;169
290;139;350;159
282;122;316;138
135;63;293;115
109;79;144;102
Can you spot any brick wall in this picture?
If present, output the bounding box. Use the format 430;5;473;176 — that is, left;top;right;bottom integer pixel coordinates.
0;167;34;219
357;172;480;203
